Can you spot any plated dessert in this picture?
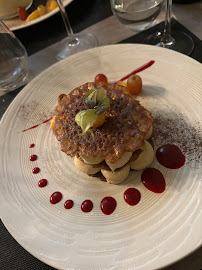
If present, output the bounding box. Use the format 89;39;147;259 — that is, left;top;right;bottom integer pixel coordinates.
51;74;155;184
26;66;186;212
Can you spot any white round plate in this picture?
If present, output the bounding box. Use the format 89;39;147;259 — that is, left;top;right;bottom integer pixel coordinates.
3;0;73;31
0;44;201;270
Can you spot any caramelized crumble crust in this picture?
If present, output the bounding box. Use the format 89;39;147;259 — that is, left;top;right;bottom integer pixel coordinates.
53;83;153;163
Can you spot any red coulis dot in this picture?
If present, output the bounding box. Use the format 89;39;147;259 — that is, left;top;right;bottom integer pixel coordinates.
30;154;37;161
124;188;141;206
81;200;93;213
29;143;35;148
38;179;47;188
100;196;117;215
32;167;40;174
50;192;62;204
141;168;165;193
64;200;74;209
156;144;185;169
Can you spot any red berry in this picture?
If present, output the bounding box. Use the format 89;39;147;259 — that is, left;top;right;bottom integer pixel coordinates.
94;74;108;85
17;6;28;21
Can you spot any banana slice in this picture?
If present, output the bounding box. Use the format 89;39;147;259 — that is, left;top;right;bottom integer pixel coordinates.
74;155;101;175
106;152;132;171
130;141;154;170
79;154;104;165
101;164;130;184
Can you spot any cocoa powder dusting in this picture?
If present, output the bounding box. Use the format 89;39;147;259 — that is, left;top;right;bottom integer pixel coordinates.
17;102;53;123
152;110;202;168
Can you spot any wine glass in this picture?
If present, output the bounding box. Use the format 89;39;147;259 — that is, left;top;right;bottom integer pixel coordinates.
110;0;165;32
145;0;194;55
55;0;98;60
0;20;28;91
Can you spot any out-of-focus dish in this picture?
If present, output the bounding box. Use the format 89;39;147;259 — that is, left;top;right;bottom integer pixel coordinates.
0;44;201;270
0;0;33;20
2;0;73;31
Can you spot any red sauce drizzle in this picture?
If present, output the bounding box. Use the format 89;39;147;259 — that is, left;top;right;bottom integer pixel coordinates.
32;167;40;174
22;117;53;132
50;192;62;204
30;154;37;161
100;196;117;215
38;179;47;187
81;200;93;213
124;188;141;206
141;168;165;193
28;143;186;210
156;144;185;169
29;143;35;148
64;200;74;209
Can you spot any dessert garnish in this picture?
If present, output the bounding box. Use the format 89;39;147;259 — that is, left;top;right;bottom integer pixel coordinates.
100;197;117;215
124;188;141;206
50;191;62;204
126;74;142;95
94;74;108;85
17;6;28;21
64;200;74;209
156;144;185;169
17;0;58;21
30;154;37;161
75;87;110;136
29;143;35;148
22;117;53;132
38;179;48;188
115;60;155;83
81;200;94;213
28;139;186;214
141;168;166;193
32;167;40;174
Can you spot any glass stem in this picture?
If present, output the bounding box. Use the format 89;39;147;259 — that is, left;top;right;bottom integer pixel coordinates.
161;0;174;45
56;0;79;46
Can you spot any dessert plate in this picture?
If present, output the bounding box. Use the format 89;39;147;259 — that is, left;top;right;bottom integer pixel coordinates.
0;44;201;270
2;0;73;31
